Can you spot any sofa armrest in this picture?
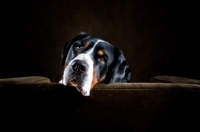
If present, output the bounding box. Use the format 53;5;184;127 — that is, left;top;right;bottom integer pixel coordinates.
0;76;51;85
150;75;200;84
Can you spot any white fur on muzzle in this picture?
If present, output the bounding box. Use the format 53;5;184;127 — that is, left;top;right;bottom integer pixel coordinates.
59;54;94;96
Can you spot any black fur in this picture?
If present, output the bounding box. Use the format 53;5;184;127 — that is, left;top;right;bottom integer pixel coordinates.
104;48;131;83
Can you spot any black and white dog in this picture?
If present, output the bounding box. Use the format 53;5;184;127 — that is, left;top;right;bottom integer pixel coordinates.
59;32;131;96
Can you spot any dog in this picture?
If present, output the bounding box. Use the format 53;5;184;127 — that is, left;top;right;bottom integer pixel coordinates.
59;32;131;96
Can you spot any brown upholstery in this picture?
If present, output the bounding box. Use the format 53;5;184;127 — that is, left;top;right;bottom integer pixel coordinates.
0;79;200;131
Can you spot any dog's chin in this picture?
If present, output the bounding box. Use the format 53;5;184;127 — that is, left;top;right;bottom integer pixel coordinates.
69;80;81;91
68;80;88;96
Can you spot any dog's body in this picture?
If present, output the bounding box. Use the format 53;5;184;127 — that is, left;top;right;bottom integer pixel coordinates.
59;32;131;96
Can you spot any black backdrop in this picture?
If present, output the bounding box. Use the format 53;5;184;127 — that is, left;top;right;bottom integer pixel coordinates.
1;0;199;82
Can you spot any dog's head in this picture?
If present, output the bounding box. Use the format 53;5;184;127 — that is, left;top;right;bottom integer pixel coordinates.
60;32;131;96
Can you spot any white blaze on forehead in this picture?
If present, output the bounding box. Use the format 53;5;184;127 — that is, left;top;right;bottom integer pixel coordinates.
76;40;106;96
86;39;106;55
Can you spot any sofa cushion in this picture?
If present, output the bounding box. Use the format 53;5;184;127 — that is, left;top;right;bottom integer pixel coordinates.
150;75;200;84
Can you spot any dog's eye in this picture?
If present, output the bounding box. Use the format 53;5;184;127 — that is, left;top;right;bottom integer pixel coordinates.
99;56;106;63
75;45;82;50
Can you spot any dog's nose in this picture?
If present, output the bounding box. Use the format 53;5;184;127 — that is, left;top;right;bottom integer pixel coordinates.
71;60;87;73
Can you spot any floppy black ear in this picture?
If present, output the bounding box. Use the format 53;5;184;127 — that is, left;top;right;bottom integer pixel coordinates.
60;32;88;66
104;48;131;83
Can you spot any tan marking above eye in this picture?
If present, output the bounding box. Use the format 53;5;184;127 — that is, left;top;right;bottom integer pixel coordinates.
97;50;105;56
83;41;90;47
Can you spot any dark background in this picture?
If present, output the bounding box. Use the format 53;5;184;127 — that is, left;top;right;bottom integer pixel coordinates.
1;0;199;82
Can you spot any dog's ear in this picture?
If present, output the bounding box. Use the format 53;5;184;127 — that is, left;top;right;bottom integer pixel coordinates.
104;48;131;83
60;32;88;66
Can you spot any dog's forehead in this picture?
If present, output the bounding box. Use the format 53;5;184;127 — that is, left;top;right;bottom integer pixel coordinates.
82;36;115;53
82;36;99;44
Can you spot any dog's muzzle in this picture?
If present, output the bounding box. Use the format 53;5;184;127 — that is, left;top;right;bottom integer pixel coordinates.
60;54;94;96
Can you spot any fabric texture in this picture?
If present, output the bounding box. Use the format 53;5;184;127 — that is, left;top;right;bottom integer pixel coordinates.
150;75;200;84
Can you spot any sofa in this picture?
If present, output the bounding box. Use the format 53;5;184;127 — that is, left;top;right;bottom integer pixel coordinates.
0;76;200;131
